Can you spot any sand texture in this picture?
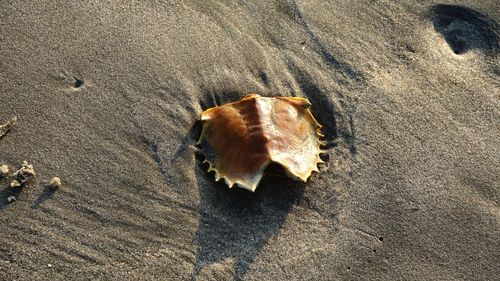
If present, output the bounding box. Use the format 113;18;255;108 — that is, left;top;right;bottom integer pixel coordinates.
1;1;499;280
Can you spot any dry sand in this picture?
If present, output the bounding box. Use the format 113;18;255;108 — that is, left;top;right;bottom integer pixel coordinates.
1;0;499;280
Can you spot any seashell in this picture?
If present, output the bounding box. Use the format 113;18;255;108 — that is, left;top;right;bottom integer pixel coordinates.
0;165;9;178
197;94;325;192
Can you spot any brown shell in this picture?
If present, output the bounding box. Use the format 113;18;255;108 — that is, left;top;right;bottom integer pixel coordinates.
197;94;324;192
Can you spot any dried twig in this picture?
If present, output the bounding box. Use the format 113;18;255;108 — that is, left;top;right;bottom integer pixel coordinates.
0;116;17;139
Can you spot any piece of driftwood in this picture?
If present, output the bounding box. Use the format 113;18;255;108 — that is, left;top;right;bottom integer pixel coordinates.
0;116;17;139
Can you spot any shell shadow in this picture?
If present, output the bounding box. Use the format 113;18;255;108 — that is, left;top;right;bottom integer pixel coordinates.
193;157;306;280
287;64;358;155
430;4;499;55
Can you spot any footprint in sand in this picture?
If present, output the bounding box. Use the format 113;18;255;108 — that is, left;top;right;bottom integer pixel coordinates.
430;4;499;55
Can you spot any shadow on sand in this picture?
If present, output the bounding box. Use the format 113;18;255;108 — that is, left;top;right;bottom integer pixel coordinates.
193;159;306;280
0;184;24;211
32;186;57;208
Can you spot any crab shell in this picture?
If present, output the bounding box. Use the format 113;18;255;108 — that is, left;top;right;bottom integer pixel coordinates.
197;94;325;192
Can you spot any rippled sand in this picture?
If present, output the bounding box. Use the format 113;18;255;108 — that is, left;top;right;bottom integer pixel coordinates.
1;1;499;280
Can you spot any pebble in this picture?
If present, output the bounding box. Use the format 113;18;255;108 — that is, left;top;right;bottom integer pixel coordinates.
0;165;8;178
48;177;62;188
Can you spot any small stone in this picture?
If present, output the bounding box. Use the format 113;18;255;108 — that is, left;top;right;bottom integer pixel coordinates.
7;196;16;203
47;263;53;268
10;161;35;188
48;177;61;188
0;165;8;178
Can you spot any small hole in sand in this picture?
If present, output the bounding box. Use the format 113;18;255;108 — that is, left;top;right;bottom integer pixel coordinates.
259;71;268;85
347;266;351;270
379;237;384;242
74;79;84;88
405;44;416;53
373;249;377;253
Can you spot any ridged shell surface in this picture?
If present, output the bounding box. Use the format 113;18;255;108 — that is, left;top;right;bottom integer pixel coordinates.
197;94;324;191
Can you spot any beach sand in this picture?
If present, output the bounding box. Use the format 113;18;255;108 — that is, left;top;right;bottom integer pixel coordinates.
1;0;499;280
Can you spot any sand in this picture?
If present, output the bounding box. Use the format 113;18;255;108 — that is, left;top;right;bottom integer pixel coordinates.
0;0;499;280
